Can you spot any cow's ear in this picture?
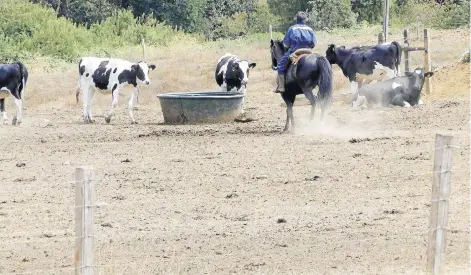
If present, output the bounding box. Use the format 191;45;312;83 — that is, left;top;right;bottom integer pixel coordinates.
425;72;434;78
149;64;156;71
270;39;274;47
249;62;256;69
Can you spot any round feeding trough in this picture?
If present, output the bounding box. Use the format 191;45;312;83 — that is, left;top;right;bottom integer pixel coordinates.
156;91;244;124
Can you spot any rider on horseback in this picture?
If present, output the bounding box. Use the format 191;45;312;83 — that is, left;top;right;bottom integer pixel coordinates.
274;11;317;93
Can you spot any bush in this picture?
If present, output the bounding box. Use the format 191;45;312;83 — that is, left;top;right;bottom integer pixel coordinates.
309;0;357;30
247;1;281;33
0;0;201;61
391;0;470;29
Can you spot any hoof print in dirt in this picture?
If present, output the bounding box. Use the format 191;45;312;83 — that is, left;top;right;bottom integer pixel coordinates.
383;209;404;215
234;114;256;123
305;176;320;181
121;158;131;163
225;193;238;199
277;217;287;224
16;163;26;167
101;223;113;228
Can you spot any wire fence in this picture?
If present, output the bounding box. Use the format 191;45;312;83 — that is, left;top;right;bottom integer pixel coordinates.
0;141;468;274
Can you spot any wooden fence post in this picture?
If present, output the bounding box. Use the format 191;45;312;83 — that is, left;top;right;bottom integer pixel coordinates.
141;39;146;62
269;24;273;40
75;166;95;275
383;0;390;42
424;28;432;94
378;32;385;44
427;134;453;275
403;29;410;73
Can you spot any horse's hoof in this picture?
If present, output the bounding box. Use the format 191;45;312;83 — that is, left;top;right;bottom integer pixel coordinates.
105;116;111;124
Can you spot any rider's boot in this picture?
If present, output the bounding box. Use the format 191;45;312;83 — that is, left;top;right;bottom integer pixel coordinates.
274;74;285;93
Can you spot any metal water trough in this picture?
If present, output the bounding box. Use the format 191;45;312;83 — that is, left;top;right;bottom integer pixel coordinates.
156;91;244;124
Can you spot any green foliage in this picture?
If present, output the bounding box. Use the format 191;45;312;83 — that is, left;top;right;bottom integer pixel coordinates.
267;0;310;30
351;0;383;24
68;0;115;26
309;0;357;30
0;0;200;62
247;1;280;33
391;0;470;29
215;12;249;39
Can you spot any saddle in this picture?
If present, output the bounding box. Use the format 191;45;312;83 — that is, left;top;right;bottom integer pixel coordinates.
289;48;313;65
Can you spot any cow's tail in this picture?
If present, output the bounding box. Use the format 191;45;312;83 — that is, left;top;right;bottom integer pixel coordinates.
315;57;333;110
76;59;82;104
15;61;26;96
391;41;402;74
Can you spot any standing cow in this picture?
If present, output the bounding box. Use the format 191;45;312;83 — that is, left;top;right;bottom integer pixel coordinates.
352;67;433;108
0;61;28;125
325;42;402;96
215;53;256;112
76;57;155;124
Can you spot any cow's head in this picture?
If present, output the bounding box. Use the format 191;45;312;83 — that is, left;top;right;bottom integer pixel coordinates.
406;68;434;92
133;61;156;85
231;60;256;86
325;44;338;64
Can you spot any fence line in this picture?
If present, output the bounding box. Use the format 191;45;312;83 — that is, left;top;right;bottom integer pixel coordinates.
1;134;468;274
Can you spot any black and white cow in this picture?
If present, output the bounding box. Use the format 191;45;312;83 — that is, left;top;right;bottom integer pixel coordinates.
326;42;402;95
352;68;433;108
215;54;256;112
0;61;28;125
76;57;155;124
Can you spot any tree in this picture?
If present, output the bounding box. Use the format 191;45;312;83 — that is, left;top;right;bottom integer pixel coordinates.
309;0;357;30
267;0;310;30
350;0;383;24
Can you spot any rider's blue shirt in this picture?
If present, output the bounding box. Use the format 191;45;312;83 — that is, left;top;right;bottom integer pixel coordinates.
282;22;317;51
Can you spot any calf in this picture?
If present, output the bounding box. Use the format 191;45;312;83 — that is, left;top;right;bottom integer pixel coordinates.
76;57;155;124
0;61;28;125
215;54;256;112
352;68;433;108
326;42;402;96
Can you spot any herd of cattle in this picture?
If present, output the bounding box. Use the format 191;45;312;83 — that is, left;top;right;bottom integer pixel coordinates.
0;39;433;126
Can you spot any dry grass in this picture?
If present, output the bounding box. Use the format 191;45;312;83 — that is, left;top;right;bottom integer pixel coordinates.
15;27;469;113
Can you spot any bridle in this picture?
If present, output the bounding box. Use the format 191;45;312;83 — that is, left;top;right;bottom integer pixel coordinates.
270;43;281;71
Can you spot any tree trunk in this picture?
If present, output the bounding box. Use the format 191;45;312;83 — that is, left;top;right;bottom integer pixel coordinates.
58;0;68;18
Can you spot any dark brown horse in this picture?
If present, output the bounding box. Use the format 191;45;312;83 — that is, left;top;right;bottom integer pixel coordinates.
270;39;333;132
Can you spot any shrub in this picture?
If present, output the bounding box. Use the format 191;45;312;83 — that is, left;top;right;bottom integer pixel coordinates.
309;0;357;30
391;0;470;29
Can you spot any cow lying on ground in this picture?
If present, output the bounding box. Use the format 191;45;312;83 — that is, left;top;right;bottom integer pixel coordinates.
352;68;433;108
215;53;256;112
0;61;28;125
76;57;155;124
326;42;402;95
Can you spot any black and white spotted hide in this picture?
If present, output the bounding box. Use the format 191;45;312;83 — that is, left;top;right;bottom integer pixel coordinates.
0;61;28;125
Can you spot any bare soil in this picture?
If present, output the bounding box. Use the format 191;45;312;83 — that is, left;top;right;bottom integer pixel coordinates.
0;35;469;274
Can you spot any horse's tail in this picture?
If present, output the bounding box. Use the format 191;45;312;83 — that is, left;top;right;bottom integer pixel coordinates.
391;41;402;74
315;57;333;109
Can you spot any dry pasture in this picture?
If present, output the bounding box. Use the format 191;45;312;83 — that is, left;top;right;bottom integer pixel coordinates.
0;27;469;275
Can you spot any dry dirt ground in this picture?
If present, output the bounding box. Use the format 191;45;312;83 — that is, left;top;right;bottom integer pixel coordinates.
0;31;469;274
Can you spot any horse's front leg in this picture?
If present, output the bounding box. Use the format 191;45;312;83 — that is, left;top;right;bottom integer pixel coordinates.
282;94;295;132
